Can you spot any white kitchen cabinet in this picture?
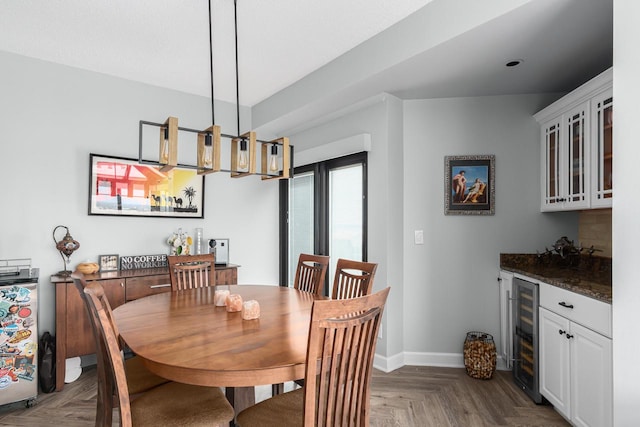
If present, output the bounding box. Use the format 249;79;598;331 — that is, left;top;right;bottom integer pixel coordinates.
539;283;612;427
535;67;612;211
498;270;513;370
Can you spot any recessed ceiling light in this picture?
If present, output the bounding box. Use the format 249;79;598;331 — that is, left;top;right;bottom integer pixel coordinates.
506;59;524;67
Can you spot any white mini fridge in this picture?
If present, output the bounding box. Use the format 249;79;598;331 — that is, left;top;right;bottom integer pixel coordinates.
0;259;38;408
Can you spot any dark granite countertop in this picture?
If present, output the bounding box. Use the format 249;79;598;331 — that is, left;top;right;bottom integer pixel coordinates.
500;253;612;304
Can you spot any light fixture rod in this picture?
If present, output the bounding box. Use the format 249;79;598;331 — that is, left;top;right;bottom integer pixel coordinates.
208;0;215;125
234;0;240;137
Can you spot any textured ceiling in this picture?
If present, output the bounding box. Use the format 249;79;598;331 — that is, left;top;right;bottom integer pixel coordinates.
0;0;433;105
0;0;613;137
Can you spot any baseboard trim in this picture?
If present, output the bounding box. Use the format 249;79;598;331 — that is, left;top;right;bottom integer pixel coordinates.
374;351;511;373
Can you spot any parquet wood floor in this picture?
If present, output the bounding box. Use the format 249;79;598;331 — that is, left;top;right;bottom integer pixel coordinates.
370;366;569;427
0;365;569;426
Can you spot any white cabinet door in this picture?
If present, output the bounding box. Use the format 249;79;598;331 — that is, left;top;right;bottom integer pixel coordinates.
570;322;612;427
539;101;590;211
541;118;563;211
590;88;613;208
539;307;571;419
498;271;513;369
562;101;591;210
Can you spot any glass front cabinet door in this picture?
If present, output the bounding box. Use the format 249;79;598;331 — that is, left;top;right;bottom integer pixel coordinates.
536;68;612;212
540;101;590;212
563;102;590;210
591;89;613;208
541;119;562;209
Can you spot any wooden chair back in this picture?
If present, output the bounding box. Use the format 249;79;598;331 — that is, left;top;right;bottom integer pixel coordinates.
331;258;378;300
83;281;134;427
293;253;330;296
303;287;390;426
71;273;118;426
168;254;215;291
71;273;124;346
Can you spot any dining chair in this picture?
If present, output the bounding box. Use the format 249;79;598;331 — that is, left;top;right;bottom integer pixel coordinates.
168;253;215;291
331;258;378;300
83;281;235;427
289;258;378;391
271;253;330;396
71;273;169;426
237;287;391;427
293;253;330;296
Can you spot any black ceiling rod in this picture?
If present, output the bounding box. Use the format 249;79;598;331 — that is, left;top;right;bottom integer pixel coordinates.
234;0;241;138
208;0;215;126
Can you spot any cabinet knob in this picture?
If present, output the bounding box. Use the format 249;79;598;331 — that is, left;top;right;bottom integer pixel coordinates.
558;329;565;335
566;333;574;340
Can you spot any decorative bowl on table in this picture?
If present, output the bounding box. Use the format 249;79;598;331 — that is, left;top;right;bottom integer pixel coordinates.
75;262;100;274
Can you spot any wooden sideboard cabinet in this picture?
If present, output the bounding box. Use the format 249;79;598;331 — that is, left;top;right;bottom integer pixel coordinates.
52;264;239;391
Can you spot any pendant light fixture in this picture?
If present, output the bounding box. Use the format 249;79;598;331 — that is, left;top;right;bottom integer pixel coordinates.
137;0;292;180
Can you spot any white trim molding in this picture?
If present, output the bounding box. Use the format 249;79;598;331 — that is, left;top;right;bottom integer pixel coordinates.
294;133;371;167
373;351;468;373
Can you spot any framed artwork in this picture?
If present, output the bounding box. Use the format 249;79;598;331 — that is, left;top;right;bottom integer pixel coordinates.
444;155;495;215
99;254;119;272
88;154;205;218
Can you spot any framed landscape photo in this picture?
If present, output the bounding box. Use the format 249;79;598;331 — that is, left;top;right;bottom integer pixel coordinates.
89;154;205;218
444;154;495;215
99;254;119;272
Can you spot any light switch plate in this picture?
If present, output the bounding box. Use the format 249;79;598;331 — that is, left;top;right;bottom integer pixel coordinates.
414;230;424;245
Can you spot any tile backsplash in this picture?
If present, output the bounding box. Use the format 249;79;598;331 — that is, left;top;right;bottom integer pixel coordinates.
578;208;612;257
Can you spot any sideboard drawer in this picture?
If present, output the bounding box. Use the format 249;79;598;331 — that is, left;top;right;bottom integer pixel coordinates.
539;281;611;337
215;267;237;285
125;274;171;301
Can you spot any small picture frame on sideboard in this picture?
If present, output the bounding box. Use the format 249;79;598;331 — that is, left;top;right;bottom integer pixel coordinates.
99;254;119;272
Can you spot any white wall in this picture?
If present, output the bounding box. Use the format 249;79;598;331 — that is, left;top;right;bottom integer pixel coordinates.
612;1;640;425
402;94;579;365
287;92;579;368
288;95;405;362
0;51;280;335
0;50;589;378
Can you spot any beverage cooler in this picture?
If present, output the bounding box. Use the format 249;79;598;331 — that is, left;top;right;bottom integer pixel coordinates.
0;259;39;408
512;277;542;403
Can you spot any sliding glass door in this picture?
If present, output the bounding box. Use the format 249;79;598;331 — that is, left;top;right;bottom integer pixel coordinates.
280;152;367;294
288;171;315;286
328;163;364;282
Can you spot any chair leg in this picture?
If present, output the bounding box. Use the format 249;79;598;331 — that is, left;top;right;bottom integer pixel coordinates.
95;377;113;427
271;383;284;396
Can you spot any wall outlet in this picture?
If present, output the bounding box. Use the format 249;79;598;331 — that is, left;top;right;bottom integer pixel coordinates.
414;229;424;245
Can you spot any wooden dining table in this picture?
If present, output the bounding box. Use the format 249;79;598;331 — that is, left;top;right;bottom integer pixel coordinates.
112;285;322;414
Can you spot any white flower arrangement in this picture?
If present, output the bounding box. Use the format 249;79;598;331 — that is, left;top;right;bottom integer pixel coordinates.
167;228;192;255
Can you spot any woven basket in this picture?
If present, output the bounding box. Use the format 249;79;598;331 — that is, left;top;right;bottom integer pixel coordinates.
463;331;496;380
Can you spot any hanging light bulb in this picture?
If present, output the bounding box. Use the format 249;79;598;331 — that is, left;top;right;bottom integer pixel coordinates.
202;133;213;168
238;139;249;170
160;127;170;163
269;144;279;172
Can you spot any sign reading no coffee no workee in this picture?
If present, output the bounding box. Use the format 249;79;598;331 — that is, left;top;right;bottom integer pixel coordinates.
120;254;168;270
